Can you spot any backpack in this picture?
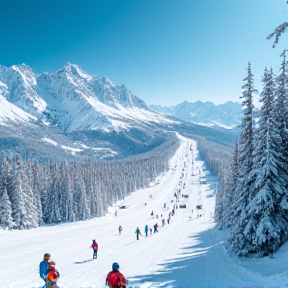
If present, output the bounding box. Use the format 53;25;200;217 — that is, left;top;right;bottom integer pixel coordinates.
108;272;126;288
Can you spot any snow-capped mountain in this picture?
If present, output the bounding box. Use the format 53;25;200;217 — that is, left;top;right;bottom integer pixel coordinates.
0;63;174;133
0;63;182;162
0;63;238;163
150;101;243;129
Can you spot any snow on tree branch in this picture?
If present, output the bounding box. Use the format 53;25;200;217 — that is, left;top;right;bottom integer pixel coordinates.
267;22;288;48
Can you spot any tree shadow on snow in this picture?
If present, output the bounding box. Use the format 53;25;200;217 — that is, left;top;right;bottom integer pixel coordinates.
128;225;280;288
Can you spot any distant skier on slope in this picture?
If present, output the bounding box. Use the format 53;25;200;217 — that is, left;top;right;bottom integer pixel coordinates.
105;262;127;288
91;239;98;259
153;223;159;233
144;224;148;236
44;261;60;288
118;225;123;235
135;227;142;240
39;252;50;283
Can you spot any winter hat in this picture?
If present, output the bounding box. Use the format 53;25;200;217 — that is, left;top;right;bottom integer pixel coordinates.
49;261;56;268
112;262;119;270
43;253;50;260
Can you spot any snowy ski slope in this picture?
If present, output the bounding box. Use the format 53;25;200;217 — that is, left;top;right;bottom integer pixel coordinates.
0;135;287;288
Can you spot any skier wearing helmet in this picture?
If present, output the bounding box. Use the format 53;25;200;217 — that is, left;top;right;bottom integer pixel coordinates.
39;253;50;282
45;261;60;288
105;262;127;288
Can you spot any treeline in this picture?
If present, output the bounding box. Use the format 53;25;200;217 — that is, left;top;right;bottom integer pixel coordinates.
195;136;233;178
215;61;288;257
0;136;179;230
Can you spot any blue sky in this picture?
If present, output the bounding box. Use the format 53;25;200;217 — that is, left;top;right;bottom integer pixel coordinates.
0;0;288;106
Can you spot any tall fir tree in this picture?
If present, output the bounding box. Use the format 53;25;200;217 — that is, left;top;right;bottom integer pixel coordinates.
228;62;256;255
0;155;13;229
11;154;38;229
243;67;288;256
275;50;288;190
44;162;61;224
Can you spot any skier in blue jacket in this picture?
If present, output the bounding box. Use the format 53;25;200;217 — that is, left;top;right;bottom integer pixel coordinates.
144;224;148;236
39;253;50;282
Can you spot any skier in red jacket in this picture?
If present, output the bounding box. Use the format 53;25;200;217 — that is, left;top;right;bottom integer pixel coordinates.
91;239;98;259
106;262;127;288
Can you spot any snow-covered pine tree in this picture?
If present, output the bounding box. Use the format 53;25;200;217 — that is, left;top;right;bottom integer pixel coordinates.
11;154;38;229
275;51;288;189
44;162;61;224
74;168;89;221
219;141;239;230
228;62;256;255
59;161;75;222
0;188;13;229
243;67;288;256
30;161;43;225
0;154;13;229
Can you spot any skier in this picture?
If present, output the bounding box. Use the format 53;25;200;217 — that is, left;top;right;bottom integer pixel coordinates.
153;223;158;233
144;224;148;236
135;227;142;240
39;253;50;282
91;239;98;259
149;227;153;235
45;261;60;288
162;218;165;227
118;225;123;235
105;262;127;288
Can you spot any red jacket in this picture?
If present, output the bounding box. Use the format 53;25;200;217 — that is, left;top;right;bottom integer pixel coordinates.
92;242;98;250
106;270;126;288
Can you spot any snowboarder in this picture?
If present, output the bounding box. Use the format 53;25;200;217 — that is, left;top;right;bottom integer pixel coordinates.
144;224;148;236
45;261;60;288
39;253;50;282
118;225;123;235
135;227;142;240
105;262;127;288
91;239;98;259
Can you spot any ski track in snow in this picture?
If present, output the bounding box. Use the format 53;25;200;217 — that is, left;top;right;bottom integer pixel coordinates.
0;135;287;288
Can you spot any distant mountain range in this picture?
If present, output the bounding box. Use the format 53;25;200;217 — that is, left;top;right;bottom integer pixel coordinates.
149;101;242;129
0;63;238;163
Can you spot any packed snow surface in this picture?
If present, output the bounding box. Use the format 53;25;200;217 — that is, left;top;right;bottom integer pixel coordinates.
0;136;287;288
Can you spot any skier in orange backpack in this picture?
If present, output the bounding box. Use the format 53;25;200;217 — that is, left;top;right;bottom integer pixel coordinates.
45;261;60;288
105;262;127;288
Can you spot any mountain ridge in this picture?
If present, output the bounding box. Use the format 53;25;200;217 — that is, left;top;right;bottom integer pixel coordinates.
149;100;242;129
0;63;238;163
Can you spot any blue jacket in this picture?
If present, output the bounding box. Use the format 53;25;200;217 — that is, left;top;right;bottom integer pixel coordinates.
39;260;49;278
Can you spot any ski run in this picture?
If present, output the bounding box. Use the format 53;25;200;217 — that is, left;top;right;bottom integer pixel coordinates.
0;135;287;288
